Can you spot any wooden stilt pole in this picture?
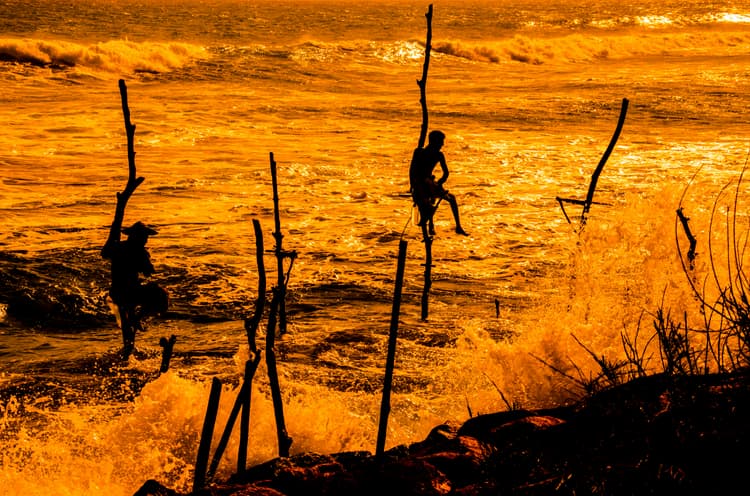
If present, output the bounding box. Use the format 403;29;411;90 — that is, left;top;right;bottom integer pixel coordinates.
104;79;146;359
416;5;433;150
266;288;292;457
420;224;433;321
416;5;435;321
270;153;291;336
376;240;408;458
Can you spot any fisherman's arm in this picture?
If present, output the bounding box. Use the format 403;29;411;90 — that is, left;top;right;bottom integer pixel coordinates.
436;153;449;185
141;251;155;276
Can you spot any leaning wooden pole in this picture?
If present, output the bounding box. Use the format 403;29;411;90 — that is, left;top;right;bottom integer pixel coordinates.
266;288;292;457
193;378;222;492
376;239;408;459
581;97;629;224
238;357;259;472
245;219;267;349
204;358;261;481
206;380;246;482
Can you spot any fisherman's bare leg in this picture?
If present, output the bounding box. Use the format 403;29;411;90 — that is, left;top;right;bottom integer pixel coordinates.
446;193;468;235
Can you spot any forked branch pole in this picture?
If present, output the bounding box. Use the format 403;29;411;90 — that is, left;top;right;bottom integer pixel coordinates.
116;79;145;213
108;80;146;242
106;80;147;356
416;4;433;150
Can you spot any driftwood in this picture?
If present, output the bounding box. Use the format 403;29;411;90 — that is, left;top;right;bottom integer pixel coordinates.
194;378;222;492
556;98;629;226
376;240;408;459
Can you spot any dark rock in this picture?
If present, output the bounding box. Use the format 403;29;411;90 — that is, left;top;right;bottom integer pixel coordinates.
133;479;178;496
137;370;750;496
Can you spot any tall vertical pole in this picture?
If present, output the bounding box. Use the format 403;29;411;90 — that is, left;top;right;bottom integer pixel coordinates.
270;152;288;335
416;5;435;320
420;225;433;320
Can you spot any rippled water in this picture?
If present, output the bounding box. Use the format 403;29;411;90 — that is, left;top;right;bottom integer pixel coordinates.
1;0;749;494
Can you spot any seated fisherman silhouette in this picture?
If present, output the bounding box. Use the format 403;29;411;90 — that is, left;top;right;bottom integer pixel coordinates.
409;130;468;236
102;220;168;359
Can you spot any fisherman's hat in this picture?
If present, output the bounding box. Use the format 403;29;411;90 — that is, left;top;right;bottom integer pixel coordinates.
122;221;158;236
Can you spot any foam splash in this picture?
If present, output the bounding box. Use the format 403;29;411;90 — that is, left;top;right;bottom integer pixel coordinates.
1;181;742;495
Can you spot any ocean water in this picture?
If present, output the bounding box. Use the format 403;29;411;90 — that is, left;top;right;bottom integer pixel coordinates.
1;0;750;494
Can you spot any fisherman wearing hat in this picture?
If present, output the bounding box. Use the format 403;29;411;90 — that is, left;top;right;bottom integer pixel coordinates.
102;220;168;358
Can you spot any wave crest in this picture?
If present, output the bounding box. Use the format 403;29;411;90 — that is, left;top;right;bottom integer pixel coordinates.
0;38;207;74
431;30;750;65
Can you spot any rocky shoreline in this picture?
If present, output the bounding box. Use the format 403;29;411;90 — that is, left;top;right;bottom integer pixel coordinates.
135;370;750;495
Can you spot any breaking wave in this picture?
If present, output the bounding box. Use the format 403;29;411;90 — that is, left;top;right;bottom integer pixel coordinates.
431;30;750;65
0;37;207;75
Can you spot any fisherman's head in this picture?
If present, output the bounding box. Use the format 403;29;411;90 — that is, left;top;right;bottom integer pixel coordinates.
428;130;445;149
122;221;157;246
